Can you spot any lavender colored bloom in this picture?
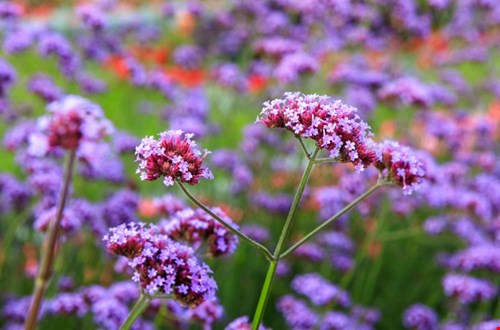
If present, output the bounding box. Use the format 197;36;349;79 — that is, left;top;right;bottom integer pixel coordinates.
34;204;83;235
212;63;247;91
135;130;213;187
259;92;377;172
0;1;21;20
101;189;139;227
320;311;353;330
378;77;434;108
104;222;218;307
402;304;438;330
277;295;319;330
0;174;31;214
186;299;224;329
442;274;497;304
173;45;203;69
225;315;269;330
161;207;239;257
274;52;318;83
376;141;426;195
27;74;63;103
252;192;293;214
0;58;17;97
38;33;73;59
448;245;500;273
292;273;350;307
240;224;270;243
253;37;303;57
91;298;129;330
76;4;106;31
3;27;37;54
77;73;107;94
28;95;113;156
48;293;88;317
318;231;354;252
148;70;175;98
293;243;325;262
472;320;500;330
151;193;186;217
112;131;140;154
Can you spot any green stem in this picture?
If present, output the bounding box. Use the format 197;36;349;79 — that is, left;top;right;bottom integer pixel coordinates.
176;181;273;261
296;136;311;159
314;157;337;164
251;148;319;329
120;294;151;330
280;181;384;259
24;149;76;330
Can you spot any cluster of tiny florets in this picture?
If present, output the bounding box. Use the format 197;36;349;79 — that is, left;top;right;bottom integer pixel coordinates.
160;207;239;258
135;130;213;187
28;95;113;156
103;222;217;307
376;140;426;195
258;92;377;172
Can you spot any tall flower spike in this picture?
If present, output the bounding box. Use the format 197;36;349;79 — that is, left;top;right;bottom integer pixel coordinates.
258;92;377;172
376;140;425;195
135;130;213;187
28;95;113;156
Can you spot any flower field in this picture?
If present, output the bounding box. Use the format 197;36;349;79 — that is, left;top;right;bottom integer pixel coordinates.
0;1;499;329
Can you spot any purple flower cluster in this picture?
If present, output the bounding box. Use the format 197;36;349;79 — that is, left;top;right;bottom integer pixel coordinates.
376;141;426;195
442;274;497;304
277;295;319;330
27;74;63;103
135;130;213;187
291;273;350;307
225;315;269;330
104;222;217;307
259;92;377;172
28;95;113;156
160;207;239;258
402;304;438;330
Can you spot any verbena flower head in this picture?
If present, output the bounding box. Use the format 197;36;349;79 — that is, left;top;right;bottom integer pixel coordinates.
225;316;269;330
135;130;213;187
402;304;438;330
28;95;113;156
160;207;239;258
291;273;350;307
376;140;425;195
104;222;217;307
259;92;377;172
442;274;497;304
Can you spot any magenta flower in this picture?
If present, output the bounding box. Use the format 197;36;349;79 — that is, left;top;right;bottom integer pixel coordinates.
259;92;377;171
104;222;217;307
135;130;213;187
376;140;425;195
160;207;239;258
28;95;113;156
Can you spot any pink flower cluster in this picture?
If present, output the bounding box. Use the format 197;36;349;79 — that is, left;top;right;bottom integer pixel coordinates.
135;130;213;187
160;207;239;258
104;222;217;307
376;140;426;195
28;95;113;156
259;92;377;172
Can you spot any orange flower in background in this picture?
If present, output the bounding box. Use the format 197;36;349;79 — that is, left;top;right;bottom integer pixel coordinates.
175;9;196;36
248;74;267;93
379;120;396;138
164;66;205;87
138;198;159;218
104;55;130;79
